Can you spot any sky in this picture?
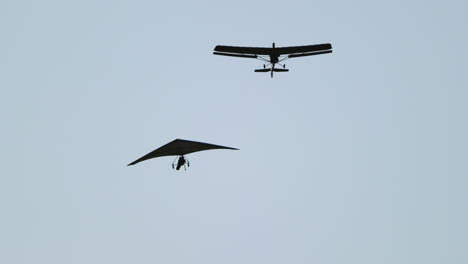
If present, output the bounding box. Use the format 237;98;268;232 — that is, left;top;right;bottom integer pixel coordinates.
1;0;467;264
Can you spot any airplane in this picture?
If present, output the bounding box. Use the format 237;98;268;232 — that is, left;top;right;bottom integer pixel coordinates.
213;42;332;77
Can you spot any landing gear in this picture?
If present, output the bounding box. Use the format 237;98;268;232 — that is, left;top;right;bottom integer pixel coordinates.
255;55;289;77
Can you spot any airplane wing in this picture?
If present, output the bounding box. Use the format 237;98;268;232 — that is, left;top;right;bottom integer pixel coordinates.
276;43;332;55
214;45;272;55
128;139;239;166
213;43;332;58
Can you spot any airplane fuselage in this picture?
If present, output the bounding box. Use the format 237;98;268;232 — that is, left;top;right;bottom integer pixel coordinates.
269;55;279;64
269;42;279;64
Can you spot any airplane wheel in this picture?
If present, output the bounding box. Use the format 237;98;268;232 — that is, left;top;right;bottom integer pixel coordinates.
263;64;265;69
283;64;286;68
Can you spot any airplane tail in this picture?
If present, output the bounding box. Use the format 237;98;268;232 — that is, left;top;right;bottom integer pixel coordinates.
254;68;289;72
272;68;289;72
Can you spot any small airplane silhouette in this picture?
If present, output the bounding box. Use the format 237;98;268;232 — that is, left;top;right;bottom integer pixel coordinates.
213;42;332;78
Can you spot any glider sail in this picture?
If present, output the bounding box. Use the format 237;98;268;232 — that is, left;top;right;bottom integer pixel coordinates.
128;139;239;166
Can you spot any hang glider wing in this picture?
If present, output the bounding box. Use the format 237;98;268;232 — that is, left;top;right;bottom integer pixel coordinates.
127;139;239;166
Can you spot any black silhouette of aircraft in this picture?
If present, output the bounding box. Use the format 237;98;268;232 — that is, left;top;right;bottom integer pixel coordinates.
213;42;332;77
127;139;239;170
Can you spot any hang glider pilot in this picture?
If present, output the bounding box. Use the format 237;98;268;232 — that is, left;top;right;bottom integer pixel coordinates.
174;155;190;170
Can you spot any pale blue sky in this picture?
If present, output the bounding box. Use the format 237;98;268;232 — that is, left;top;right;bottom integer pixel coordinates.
1;0;467;264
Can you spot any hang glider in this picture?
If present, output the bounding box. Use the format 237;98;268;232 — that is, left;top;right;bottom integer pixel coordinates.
213;42;332;77
127;139;239;170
